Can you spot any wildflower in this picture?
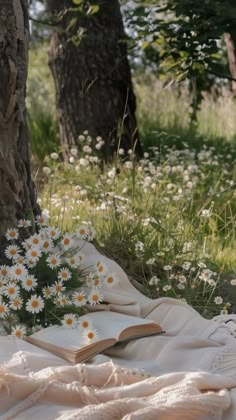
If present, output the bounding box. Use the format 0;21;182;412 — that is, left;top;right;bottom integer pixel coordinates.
61;235;74;250
178;275;187;284
36;214;49;227
182;262;191;270
177;283;185;290
0;279;6;292
201;209;211;218
104;273;119;288
26;295;44;314
214;296;223;305
4;282;20;299
52;280;66;295
80;318;93;329
18;219;32;228
199;269;213;282
62;314;77;328
42;166;51;175
26;247;42;262
163;285;172;292
230;279;236;286
83;328;99;343
163;265;172;271
96;262;107;276
41;238;53;253
72;291;87;307
149;276;160;286
146;258;155;265
11;325;27;339
47;226;61;240
88;289;103;305
50;152;59;160
0;265;10;279
66;255;81;268
10;264;28;281
70;148;78;157
10;297;23;310
22;275;38;291
46;254;61;269
58;267;72;282
208;279;216;287
77;225;88;240
5;245;21;260
42;286;53;299
0;301;9;318
5;228;19;241
87;227;96;241
25;234;41;248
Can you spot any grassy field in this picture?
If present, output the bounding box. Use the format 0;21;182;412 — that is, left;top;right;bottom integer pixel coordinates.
28;45;236;318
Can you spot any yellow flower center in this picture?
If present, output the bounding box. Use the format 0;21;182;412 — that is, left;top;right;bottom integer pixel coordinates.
66;319;73;325
92;295;98;302
88;332;94;339
9;231;16;237
51;258;57;265
15;268;22;275
77;295;84;301
31;251;37;257
79;229;85;235
1;269;7;276
82;321;89;328
32;300;39;308
33;238;39;244
0;306;5;313
10;249;16;255
15;330;22;338
107;276;113;283
64;238;70;245
8;287;15;294
26;279;33;286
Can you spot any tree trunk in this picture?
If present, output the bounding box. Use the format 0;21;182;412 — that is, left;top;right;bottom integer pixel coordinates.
225;32;236;94
0;0;39;249
48;0;142;161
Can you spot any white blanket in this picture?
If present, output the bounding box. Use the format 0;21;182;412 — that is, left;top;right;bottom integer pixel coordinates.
1;241;236;419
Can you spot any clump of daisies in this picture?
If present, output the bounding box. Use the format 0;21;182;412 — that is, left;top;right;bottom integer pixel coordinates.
0;215;119;338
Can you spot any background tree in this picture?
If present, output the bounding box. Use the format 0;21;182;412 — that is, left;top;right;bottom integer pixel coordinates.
47;0;142;160
0;0;39;247
125;0;236;120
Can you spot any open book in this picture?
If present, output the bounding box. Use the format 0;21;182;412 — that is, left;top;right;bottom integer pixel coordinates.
25;311;163;364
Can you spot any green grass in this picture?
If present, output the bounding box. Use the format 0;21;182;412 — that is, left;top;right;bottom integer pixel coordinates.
36;133;236;318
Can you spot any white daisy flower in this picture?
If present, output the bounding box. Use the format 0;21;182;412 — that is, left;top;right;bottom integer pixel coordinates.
230;279;236;286
214;296;223;305
104;273;119;288
5;245;21;260
79;318;93;329
0;301;9;318
4;282;20;299
47;226;61;240
10;296;23;310
92;276;104;288
46;254;61;269
66;255;81;268
26;295;44;314
96;262;107;276
11;325;26;339
87;227;96;241
76;253;85;263
10;264;28;281
22;275;38;291
83;328;99;343
15;256;27;265
61;235;74;250
85;274;94;287
35;214;49;226
52;280;66;295
149;276;160;286
25;234;42;248
0;278;7;292
26;247;42;262
5;228;19;241
41;238;53;253
18;219;32;228
42;286;53;299
24;259;37;268
87;289;103;305
54;296;69;307
76;225;88;240
61;313;77;328
0;265;10;279
57;267;72;281
72;291;87;307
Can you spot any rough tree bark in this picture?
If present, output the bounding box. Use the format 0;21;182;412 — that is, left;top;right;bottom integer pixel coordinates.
0;0;39;249
48;0;142;160
225;32;236;94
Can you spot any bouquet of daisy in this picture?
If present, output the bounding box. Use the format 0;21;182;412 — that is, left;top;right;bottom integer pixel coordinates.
0;215;119;339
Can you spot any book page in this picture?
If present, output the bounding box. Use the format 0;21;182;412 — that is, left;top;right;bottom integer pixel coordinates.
26;311;160;351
